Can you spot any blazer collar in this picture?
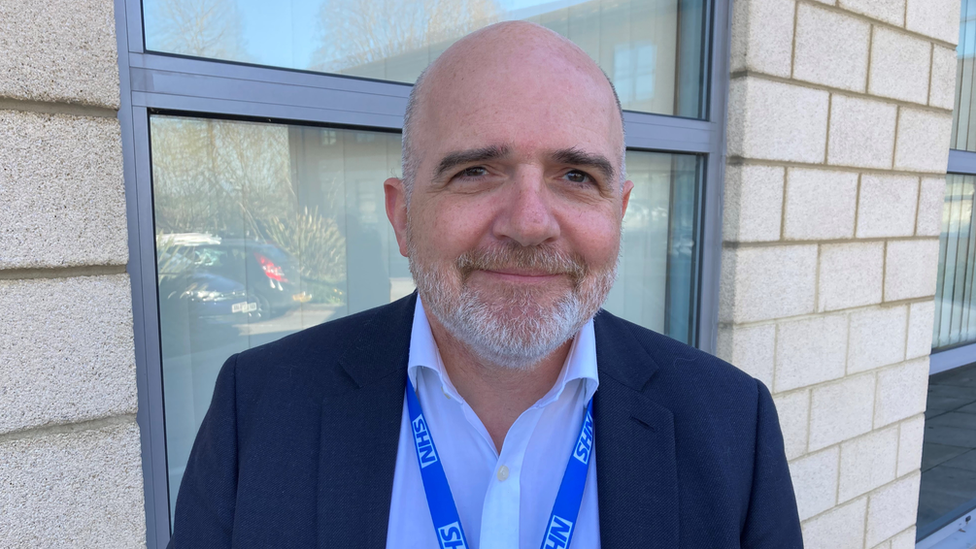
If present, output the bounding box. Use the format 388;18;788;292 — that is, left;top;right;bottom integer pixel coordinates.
593;311;679;549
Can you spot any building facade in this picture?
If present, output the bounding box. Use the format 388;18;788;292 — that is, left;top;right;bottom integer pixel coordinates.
0;0;965;547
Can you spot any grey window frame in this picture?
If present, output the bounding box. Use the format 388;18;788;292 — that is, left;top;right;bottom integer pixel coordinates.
114;0;734;546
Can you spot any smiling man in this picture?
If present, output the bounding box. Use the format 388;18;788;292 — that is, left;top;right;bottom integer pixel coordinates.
169;21;802;549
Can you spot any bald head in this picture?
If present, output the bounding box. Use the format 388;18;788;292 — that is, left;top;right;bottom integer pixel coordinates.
401;21;625;196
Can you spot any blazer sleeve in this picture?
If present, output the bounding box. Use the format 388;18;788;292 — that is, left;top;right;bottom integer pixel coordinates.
168;354;241;549
741;379;804;549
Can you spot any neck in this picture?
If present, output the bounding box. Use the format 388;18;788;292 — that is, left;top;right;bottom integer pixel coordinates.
425;311;572;453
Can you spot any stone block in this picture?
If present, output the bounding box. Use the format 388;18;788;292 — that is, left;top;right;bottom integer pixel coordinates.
848;306;908;374
838;0;905;26
809;373;876;450
774;389;810;460
890;527;916;549
723;164;784;242
716;323;775;388
728;78;830;164
0;275;136;435
906;300;935;359
906;0;962;45
794;3;871;92
838;427;898;502
865;473;921;548
897;414;925;477
800;497;866;549
916;177;947;237
819;242;884;312
857;175;920;238
931;45;958;110
0;0;119;108
720;245;818;323
0;421;144;547
875;358;930;427
869;28;933;105
827;95;897;169
894;108;953;173
730;0;795;77
789;447;839;521
776;314;849;392
0;110;127;269
784;168;859;240
884;239;941;302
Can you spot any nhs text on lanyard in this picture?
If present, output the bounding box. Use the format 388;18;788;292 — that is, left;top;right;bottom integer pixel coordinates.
405;377;595;549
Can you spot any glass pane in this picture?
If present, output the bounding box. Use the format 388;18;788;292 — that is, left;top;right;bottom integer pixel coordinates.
150;115;703;521
142;0;708;117
952;0;976;150
934;174;976;350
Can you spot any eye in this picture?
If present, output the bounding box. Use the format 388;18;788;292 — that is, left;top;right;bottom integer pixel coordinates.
457;166;488;178
563;170;593;185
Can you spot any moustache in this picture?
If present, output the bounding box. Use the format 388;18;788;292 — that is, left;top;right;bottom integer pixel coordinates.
455;244;588;287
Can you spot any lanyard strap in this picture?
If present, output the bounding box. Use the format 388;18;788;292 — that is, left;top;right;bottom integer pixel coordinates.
405;376;595;549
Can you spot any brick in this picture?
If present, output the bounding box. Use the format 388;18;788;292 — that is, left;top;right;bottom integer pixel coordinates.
819;242;884;312
720;245;818;323
802;497;867;549
774;389;810;460
0;421;144;547
776;314;849;392
890;527;916;549
728;78;830;164
789;447;839;520
722;164;784;242
716;323;775;388
930;45;958;110
827;95;897;169
838;0;905;26
884;239;941;301
916;177;947;237
848;306;908;373
869;28;932;105
730;0;795;77
839;427;898;502
894;108;953;173
784;168;859;240
897;415;925;477
0;0;119;108
906;300;935;359
865;473;921;547
856;175;919;238
906;0;962;45
794;3;871;92
0;275;136;435
810;374;876;450
875;358;930;427
0;111;127;269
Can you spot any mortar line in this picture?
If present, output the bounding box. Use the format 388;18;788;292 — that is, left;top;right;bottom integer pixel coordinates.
854;173;863;238
0;414;137;445
0;98;118;119
824;94;833;164
727;156;947;178
913;176;923;236
804;387;812;455
865;25;874;94
882;241;889;303
791;0;800;79
891;106;902;171
928;43;935;106
724;235;939;249
0;264;127;281
814;243;822;313
781;167;789;240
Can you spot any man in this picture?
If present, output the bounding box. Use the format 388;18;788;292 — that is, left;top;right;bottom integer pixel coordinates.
169;21;802;548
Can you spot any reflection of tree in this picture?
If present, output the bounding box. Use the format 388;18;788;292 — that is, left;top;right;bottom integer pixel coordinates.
145;0;249;61
310;0;501;73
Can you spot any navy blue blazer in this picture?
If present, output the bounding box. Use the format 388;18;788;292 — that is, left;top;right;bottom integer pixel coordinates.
169;294;802;548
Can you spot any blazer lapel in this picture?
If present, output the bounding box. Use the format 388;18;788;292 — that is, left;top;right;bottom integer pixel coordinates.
317;295;415;547
594;312;679;549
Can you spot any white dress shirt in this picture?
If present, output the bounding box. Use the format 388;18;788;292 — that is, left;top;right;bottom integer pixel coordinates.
386;298;600;549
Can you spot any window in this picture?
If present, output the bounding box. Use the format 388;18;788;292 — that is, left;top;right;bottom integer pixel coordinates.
117;0;731;545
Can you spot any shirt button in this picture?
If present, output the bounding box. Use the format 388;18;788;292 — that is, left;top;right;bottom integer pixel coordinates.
497;465;509;482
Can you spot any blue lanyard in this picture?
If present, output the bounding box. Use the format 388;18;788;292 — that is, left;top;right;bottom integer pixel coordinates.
405;376;595;549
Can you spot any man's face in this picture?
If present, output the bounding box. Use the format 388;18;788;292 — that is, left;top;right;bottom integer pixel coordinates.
386;38;632;368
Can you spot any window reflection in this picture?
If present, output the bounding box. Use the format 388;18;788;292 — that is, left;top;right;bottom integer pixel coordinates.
143;0;707;117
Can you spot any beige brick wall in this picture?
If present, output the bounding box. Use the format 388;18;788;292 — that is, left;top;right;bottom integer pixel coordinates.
0;0;144;546
720;0;958;546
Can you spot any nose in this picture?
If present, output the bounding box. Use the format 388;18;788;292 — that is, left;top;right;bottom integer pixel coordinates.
492;168;560;247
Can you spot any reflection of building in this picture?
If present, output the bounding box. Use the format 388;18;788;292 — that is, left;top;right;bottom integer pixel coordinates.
0;0;966;548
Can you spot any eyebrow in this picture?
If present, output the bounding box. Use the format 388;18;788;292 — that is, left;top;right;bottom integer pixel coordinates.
433;145;511;180
551;147;616;183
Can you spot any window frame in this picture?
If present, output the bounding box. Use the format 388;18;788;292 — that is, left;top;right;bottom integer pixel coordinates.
114;0;733;545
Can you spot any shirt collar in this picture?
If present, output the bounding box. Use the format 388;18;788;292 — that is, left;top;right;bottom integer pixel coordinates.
407;296;599;405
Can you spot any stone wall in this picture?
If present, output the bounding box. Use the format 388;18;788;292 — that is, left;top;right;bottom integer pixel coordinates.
718;0;958;547
0;0;145;546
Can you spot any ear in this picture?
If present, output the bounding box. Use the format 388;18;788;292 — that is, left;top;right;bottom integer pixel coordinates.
384;177;410;257
620;179;634;219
